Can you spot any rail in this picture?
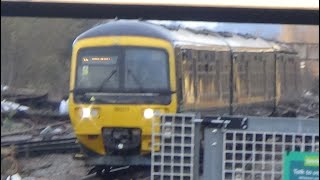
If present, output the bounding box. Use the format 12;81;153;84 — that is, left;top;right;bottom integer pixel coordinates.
1;138;79;157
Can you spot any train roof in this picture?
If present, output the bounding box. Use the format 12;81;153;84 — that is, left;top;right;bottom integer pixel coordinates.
74;20;296;53
74;20;173;42
170;28;230;51
263;40;297;53
220;34;274;52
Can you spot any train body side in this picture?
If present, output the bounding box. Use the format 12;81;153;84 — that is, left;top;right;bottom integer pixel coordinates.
174;46;300;115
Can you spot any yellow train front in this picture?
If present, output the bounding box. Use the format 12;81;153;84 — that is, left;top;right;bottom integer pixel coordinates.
69;20;177;158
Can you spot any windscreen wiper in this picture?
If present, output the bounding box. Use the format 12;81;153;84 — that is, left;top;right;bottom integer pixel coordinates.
97;69;117;92
127;69;145;92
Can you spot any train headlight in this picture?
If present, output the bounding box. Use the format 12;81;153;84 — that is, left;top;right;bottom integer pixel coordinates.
80;108;99;119
82;108;91;118
144;108;154;119
90;109;99;117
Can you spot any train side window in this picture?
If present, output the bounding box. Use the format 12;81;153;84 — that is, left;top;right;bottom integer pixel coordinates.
182;49;187;59
209;64;213;72
204;64;209;72
192;50;198;60
182;49;192;60
288;58;294;63
211;52;216;60
240;54;245;61
205;52;209;60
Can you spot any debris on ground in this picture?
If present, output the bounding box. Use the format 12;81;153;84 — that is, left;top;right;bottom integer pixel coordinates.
39;126;67;140
5;173;22;180
18;154;88;180
1;147;19;180
1;85;9;92
1;86;72;144
1;100;29;113
295;91;319;118
1;86;68;121
58;96;69;115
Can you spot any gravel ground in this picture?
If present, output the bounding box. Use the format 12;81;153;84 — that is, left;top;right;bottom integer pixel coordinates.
18;154;88;180
14;154;151;180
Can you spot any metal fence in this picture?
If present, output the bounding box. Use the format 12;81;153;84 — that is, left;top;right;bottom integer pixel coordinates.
151;114;319;180
151;113;197;180
203;116;319;180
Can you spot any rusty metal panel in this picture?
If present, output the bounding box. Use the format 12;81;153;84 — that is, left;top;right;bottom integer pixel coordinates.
192;49;199;102
237;53;249;97
285;55;297;97
265;53;276;99
219;51;231;102
235;52;276;104
181;49;196;106
175;47;184;108
277;53;301;102
248;53;265;97
197;50;219;103
277;54;287;96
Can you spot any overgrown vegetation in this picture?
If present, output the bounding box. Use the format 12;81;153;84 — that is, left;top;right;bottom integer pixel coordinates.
1;17;102;99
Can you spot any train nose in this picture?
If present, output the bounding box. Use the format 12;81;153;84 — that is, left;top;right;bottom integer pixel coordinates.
102;128;141;155
112;129;130;140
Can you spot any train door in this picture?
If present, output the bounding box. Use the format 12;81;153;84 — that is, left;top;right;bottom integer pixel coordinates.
180;48;196;110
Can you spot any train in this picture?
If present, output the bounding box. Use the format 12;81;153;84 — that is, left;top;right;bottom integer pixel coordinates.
68;20;301;165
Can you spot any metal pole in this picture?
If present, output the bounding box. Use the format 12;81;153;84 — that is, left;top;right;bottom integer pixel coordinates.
229;53;236;115
273;53;278;112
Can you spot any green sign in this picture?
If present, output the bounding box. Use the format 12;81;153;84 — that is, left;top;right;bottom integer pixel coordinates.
284;151;319;180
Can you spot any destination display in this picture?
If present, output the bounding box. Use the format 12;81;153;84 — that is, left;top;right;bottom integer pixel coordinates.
81;56;118;65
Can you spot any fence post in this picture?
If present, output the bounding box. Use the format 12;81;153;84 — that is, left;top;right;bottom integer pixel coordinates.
203;128;224;180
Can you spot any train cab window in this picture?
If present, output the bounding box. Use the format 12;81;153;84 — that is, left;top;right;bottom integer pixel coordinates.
74;47;171;104
124;48;169;91
75;47;169;93
76;47;120;90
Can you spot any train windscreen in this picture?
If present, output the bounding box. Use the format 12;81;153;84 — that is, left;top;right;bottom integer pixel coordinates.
74;46;171;104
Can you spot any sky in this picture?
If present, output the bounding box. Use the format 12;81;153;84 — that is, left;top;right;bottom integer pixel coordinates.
148;20;281;40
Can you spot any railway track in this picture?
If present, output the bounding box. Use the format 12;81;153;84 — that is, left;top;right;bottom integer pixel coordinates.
81;166;151;180
1;138;80;156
